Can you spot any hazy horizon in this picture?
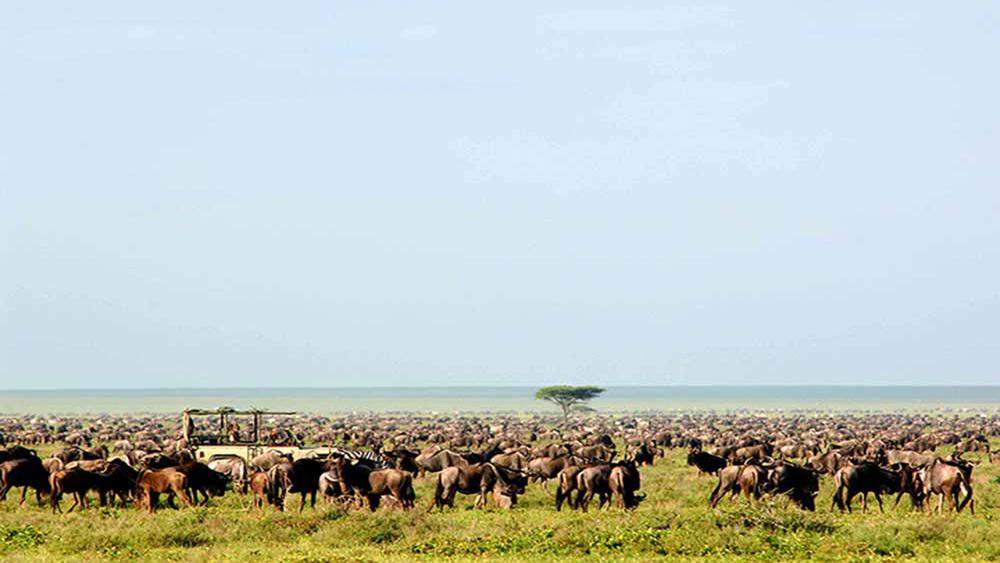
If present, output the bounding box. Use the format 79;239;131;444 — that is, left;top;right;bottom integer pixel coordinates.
3;2;999;389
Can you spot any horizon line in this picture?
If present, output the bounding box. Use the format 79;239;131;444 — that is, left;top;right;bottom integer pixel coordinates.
3;383;1000;392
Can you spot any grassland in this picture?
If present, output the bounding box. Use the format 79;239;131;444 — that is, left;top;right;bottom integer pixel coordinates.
1;444;999;562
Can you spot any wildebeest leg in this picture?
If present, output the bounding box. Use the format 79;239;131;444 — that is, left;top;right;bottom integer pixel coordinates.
67;493;81;513
148;491;159;513
845;491;854;513
936;492;944;514
599;492;610;510
861;492;868;513
311;490;317;509
709;481;722;508
19;486;29;506
175;486;194;508
874;491;884;513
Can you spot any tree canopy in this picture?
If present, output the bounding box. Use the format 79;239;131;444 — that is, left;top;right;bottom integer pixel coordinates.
535;385;605;420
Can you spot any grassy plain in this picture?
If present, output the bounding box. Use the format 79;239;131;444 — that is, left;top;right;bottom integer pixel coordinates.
1;443;998;562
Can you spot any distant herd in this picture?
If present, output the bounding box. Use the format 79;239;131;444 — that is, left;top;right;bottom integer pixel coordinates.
0;412;995;515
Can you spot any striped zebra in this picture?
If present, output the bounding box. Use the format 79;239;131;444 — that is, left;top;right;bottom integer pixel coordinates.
329;447;391;469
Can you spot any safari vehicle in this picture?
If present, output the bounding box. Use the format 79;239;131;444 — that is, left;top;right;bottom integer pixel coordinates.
183;407;331;461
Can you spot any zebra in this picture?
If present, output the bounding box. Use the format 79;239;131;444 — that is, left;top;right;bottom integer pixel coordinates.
328;447;391;469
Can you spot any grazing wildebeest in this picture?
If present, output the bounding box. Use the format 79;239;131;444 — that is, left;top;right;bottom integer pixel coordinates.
627;443;660;466
919;458;974;514
98;458;138;507
428;462;526;511
687;450;726;476
135;469;193;513
49;468;108;512
208;455;250;494
831;462;901;513
609;459;645;509
767;461;820;511
415;447;468;478
269;458;326;511
331;458;415;510
176;462;229;505
0;457;51;506
709;463;768;508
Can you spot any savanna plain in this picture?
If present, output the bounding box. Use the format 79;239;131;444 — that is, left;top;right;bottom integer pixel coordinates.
1;401;999;562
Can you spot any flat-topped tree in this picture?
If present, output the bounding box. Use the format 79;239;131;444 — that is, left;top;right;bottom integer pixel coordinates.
535;385;605;420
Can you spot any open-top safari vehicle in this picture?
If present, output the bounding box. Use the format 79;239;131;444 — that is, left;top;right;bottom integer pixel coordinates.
183;406;332;461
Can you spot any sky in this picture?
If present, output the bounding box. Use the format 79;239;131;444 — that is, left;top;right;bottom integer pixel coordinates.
2;2;999;389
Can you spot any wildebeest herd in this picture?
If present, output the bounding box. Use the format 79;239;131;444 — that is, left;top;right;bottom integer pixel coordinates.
0;412;994;517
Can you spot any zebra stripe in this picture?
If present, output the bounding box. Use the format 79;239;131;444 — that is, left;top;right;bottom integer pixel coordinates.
329;447;391;468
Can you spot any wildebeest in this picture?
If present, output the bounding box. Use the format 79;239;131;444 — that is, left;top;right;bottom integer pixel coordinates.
208;455;250;494
0;457;51;506
687;450;726;476
527;454;582;491
331;458;415;510
609;459;644;509
808;450;849;475
248;471;273;511
627;443;661;466
268;458;326;511
251;449;293;472
176;462;229;505
709;463;768;508
919;458;974;514
831;462;901;512
49;468;108;512
555;464;586;511
730;444;772;464
767;461;820;511
575;464;613;512
428;462;526;511
135;469;193;513
415;447;469;478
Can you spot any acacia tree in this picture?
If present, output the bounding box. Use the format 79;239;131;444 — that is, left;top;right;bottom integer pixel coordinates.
535;385;605;421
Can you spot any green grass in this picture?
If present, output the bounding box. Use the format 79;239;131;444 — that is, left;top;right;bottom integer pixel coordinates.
1;446;998;561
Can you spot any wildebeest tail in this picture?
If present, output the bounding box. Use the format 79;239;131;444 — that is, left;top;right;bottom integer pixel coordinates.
402;473;415;504
427;474;443;512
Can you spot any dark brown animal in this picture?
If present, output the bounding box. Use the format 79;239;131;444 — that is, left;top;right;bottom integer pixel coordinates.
687;450;726;476
331;458;415;510
0;457;51;506
428;462;526;511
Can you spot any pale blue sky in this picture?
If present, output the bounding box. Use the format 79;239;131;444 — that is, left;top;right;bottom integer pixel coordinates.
2;2;998;389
